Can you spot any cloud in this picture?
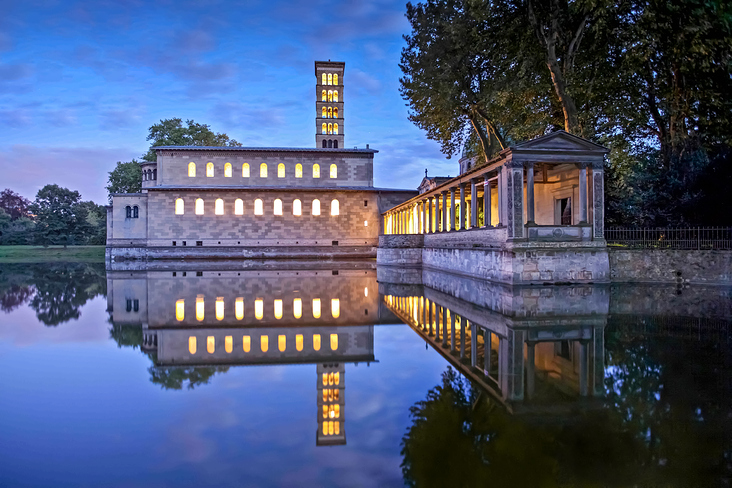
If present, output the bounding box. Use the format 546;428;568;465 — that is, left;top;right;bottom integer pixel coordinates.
0;108;33;127
0;63;32;81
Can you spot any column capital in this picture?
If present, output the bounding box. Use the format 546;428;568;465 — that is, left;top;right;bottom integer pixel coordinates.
590;160;604;170
577;161;590;169
522;160;537;168
504;160;525;169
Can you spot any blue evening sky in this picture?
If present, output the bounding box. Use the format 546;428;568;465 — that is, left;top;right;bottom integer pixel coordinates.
0;0;453;204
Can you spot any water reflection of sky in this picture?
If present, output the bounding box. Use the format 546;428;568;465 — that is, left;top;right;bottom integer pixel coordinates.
0;296;446;488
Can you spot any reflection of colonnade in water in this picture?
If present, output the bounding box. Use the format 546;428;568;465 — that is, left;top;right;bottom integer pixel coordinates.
107;267;397;446
380;272;608;411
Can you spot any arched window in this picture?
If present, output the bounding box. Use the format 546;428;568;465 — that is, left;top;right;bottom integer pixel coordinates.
188;336;196;353
215;198;224;215
188;162;196;177
175;198;184;215
293;199;302;216
328;90;333;102
327;107;332;118
153;169;157;180
330;164;337;178
322;73;326;85
206;162;214;177
313;164;320;178
333;123;338;135
333;140;338;148
327;123;332;134
322;140;327;148
331;300;340;319
274;198;283;215
295;163;302;178
333;74;338;85
322;106;326;118
143;171;146;181
234;199;243;215
333;107;338;118
260;163;267;178
224;163;232;177
254;198;263;215
321;122;327;134
125;206;131;218
331;199;339;216
277;163;285;178
312;199;321;216
333;90;338;102
328;140;333;148
195;198;204;215
242;163;250;177
321;90;326;101
133;206;139;218
327;73;332;85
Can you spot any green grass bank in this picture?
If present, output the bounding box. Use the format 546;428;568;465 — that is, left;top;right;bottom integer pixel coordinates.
0;245;106;263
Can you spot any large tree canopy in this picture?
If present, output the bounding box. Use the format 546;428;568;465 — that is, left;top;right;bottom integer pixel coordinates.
106;160;142;202
142;118;242;162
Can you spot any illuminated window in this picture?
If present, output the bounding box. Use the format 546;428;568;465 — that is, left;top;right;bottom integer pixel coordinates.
328;90;333;102
313;164;320;178
364;287;368;297
176;299;185;321
296;334;303;351
254;199;263;215
333;123;338;135
330;164;337;178
334;389;339;401
312;199;321;215
196;296;204;321
322;73;326;85
278;335;286;352
330;333;338;350
224;162;232;177
333;73;338;85
323;405;328;419
335;421;340;435
207;336;215;354
322;89;327;101
274;299;283;319
313;334;321;351
215;297;224;320
215;198;224;215
188;162;196;177
333;107;338;118
274;199;283;216
235;297;244;320
261;335;269;352
322;373;328;386
330;199;339;216
295;163;302;178
175;198;184;215
243;335;251;352
242;163;250;177
277;163;285;178
328;422;334;435
293;199;302;216
333;90;338;102
293;298;302;318
188;336;196;354
327;73;332;85
206;162;214;177
334;371;340;385
327;123;332;134
235;199;243;215
225;335;233;353
255;299;263;320
260;163;267;178
312;298;321;318
327;107;332;118
331;298;340;318
195;198;204;215
322;106;326;118
322;122;327;134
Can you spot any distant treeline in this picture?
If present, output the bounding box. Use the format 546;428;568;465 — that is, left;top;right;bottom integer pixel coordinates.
0;186;106;246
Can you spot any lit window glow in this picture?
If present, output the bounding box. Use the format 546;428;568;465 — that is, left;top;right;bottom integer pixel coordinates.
235;199;243;215
331;199;339;216
328;107;332;118
293;199;302;216
333;90;338;102
327;123;332;134
331;299;340;318
207;336;215;354
334;372;340;385
188;336;196;354
330;333;338;350
274;299;283;319
196;296;204;321
333;74;338;85
293;298;302;318
278;335;286;352
278;163;285;178
312;298;321;318
322;106;326;118
225;335;233;353
313;334;321;351
312;199;321;215
274;199;283;216
188;162;196;177
243;335;251;352
327;73;332;84
333;123;338;135
254;199;263;216
176;299;185;321
328;90;333;102
313;164;320;178
195;198;204;215
260;163;267;178
206;162;214;177
215;297;224;320
296;334;303;351
224;163;232;177
322;90;326;101
322;122;327;134
255;299;263;320
322;73;326;85
330;164;337;178
235;297;244;320
333;107;338;118
295;164;302;178
175;198;184;215
261;335;268;352
242;163;250;177
215;198;224;215
364;287;368;297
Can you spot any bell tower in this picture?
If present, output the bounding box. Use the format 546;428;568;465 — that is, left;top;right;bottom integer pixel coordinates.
315;61;345;149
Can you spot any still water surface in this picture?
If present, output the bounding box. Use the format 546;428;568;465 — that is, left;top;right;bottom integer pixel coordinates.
0;262;730;487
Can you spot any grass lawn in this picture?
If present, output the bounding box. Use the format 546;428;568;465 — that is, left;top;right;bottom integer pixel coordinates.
0;245;106;263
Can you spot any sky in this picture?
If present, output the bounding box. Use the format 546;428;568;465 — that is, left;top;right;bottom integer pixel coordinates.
0;0;454;204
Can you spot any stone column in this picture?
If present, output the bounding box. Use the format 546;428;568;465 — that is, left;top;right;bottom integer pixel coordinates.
422;200;427;234
526;341;536;400
431;197;437;233
441;307;447;347
593;325;605;396
579;163;588;224
459;183;466;230
441;191;447;232
591;162;605;239
505;162;525;239
470;178;478;229
483;330;491;375
505;329;525;401
496;167;503;227
425;199;431;233
449;187;455;231
450;313;455;352
579;340;589;396
526;161;535;224
483;175;491;228
471;323;478;367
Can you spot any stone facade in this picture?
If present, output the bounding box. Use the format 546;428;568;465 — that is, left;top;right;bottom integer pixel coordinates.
609;249;732;285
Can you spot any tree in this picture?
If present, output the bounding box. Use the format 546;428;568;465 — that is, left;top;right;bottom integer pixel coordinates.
142;118;242;162
106;161;142;202
0;189;31;220
0;209;35;244
30;184;89;246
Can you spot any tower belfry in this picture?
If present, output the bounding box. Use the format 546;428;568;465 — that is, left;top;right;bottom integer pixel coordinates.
315;61;345;149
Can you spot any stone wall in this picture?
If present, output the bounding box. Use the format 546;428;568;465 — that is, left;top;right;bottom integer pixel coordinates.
609;249;732;285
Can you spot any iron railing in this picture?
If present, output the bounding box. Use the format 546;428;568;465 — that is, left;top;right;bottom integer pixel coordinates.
605;227;732;250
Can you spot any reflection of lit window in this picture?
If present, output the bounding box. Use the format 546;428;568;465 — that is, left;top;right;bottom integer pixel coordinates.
188;336;196;354
254;199;263;215
176;299;185;321
175;198;184;215
321;122;327;134
334;421;340;435
321;89;326;101
235;199;243;215
330;199;339;216
242;163;250;177
328;421;334;435
293;199;302;216
364;287;368;297
322;373;328;386
333;123;338;135
313;334;321;351
328;372;334;385
322;423;327;436
322;106;326;118
243;335;251;352
260;163;267;178
322;405;328;418
274;199;283;216
293;298;302;318
207;336;215;354
330;164;337;178
261;335;268;352
196;296;204;321
225;335;233;353
188;162;196;177
224;162;232;177
334;389;339;401
296;334;303;351
255;299;263;320
333;90;338;102
313;164;320;178
312;298;321;318
312;199;321;215
330;333;338;350
206;162;214;177
278;335;286;352
216;297;224;320
215;198;224;215
235;297;244;320
328;107;333;118
333;107;338;118
327;123;332;134
195;198;204;215
278;163;285;178
334;371;340;385
328;90;333;102
331;298;340;318
274;299;283;319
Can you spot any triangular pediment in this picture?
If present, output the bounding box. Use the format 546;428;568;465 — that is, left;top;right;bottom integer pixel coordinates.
513;131;608;154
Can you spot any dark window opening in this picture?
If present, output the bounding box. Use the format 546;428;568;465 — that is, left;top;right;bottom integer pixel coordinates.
182;241;187;246
125;206;131;218
182;272;187;277
365;309;368;315
332;270;339;275
332;240;338;246
333;140;338;148
322;140;327;148
328;140;333;148
556;340;572;360
364;200;368;207
558;197;572;225
196;271;203;277
196;241;203;246
133;206;139;218
153;169;157;180
172;241;177;246
133;299;139;312
173;272;176;277
126;299;132;312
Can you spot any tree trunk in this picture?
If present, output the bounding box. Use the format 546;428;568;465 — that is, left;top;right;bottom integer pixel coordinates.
468;112;492;163
546;41;580;134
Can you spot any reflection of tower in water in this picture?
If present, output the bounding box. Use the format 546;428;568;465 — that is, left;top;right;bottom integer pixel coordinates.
317;363;346;445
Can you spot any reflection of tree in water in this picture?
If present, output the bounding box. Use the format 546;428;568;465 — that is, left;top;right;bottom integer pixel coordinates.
0;263;106;324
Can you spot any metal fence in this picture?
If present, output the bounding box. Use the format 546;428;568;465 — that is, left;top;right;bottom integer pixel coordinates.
605;227;732;250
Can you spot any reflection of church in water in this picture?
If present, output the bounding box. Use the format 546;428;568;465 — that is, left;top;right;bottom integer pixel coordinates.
107;265;399;446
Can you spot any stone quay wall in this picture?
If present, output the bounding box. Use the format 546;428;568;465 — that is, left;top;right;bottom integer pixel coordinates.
608;249;732;285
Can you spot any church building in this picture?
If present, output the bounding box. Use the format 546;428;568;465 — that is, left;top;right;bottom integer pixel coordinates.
106;61;415;261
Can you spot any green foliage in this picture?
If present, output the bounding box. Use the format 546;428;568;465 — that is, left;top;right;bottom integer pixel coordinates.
147;365;231;390
142;118;242;162
105;160;142;202
30;184;91;246
0;188;31;219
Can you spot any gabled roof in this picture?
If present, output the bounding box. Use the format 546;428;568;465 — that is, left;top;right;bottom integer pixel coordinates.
512;130;609;153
